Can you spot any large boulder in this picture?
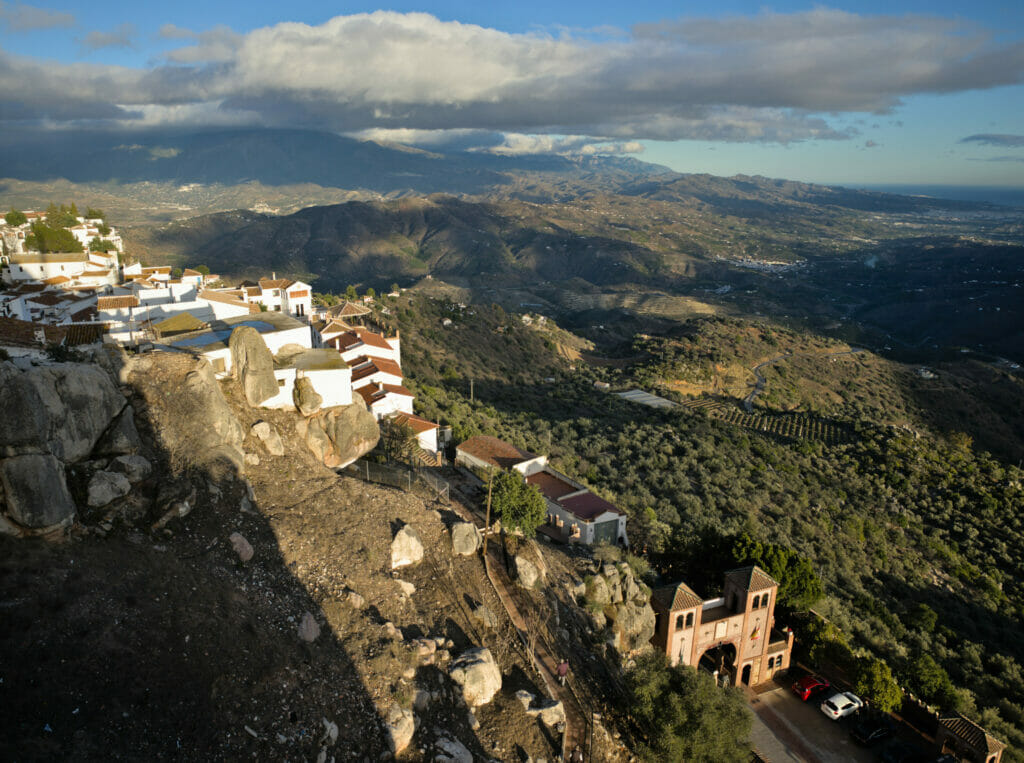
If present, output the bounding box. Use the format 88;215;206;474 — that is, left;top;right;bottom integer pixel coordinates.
391;525;424;569
0;361;126;462
526;698;566;728
451;522;481;556
292;376;323;417
176;361;245;474
434;735;473;763
92;405;141;457
228;326;277;406
449;647;502;708
321;403;379;467
0;454;77;528
87;470;132;507
585;575;611;606
611;600;657;654
109;454;152;483
515;555;540;589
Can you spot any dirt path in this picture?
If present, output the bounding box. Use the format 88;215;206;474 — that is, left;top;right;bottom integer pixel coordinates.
743;348;865;412
446;493;587;760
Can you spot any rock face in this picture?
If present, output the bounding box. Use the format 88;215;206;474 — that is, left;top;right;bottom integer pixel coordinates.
585;575;610;606
87;470;132;507
173;360;245;475
385;704;415;755
0;454;76;528
251;421;285;456
527;698;566;727
93;405;141;457
451;522;481;556
449;647;502;708
434;735;472;763
0;361;127;462
515;555;540;589
391;525;424;569
321;404;379;467
611;600;657;654
292;376;322;417
229;326;277;406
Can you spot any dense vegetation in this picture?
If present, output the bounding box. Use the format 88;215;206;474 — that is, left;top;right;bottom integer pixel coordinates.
375;292;1024;757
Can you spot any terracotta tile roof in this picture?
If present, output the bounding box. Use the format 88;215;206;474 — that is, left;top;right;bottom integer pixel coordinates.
653;582;704;613
71;306;97;322
245;286;260;297
259;278;293;290
349;355;403;382
327;301;370;318
43;276;71;285
383;383;413;397
354;328;392;350
28;293;72;306
64;323;106;345
725;566;777;593
141;266;171;274
182;268;202;276
526;471;579;501
0;316;66;347
456;436;536;470
355;385;385;406
10;252;89;264
319;319;353;336
80;269;112;277
11;283;46;294
199;289;252;308
558;491;622;520
98;295;140;310
939;715;1006;753
394;412;437;434
335;330;392;352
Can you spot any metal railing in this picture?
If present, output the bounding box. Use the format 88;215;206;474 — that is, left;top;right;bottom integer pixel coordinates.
340;458;449;502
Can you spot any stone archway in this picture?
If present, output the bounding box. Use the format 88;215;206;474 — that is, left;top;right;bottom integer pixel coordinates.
698;642;739;687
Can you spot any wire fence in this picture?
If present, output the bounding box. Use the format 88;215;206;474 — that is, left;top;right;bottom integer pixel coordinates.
341;458;449;502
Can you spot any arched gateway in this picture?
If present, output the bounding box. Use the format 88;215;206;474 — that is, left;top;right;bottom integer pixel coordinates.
651;565;795;688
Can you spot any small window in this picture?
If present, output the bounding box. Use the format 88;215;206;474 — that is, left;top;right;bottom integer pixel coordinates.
211;357;226;373
761;596;769;609
767;656;775;669
685;612;694;628
752;595;760;609
675;614;684;630
278;378;286;387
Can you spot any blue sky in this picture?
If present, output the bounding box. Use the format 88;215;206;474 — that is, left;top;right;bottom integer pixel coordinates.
1;1;1023;187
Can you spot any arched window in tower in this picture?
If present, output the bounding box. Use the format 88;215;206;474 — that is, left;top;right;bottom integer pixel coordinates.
761;595;769;609
685;612;694;628
752;594;760;609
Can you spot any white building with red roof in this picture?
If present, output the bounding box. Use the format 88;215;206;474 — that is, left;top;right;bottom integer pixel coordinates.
235;275;312;320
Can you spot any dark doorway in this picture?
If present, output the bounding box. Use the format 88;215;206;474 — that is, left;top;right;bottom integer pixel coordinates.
699;643;738;687
741;664;752;685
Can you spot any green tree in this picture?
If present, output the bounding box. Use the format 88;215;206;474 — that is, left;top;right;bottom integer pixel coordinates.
85;207;105;219
390;282;400;294
89;237;117;252
194;264;210;275
627;651;751;762
378;418;419;465
171;267;183;278
492;470;546;538
345;284;358;301
45;203;77;228
26;222;83;253
365;286;376;299
854;656;902;713
5;208;27;226
731;533;824;610
97;222;111;236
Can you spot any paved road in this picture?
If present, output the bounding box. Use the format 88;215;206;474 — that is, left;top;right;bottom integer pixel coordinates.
749;687;875;763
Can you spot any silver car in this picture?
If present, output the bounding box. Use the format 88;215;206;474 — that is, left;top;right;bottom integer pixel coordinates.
820;691;864;719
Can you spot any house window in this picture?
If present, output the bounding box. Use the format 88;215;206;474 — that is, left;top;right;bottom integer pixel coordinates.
274;305;280;311
278;379;286;387
761;596;769;609
211;357;226;373
752;595;760;609
675;614;684;630
685;612;694;628
767;657;775;669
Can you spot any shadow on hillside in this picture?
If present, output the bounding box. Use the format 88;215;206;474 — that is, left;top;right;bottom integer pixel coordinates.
0;351;387;760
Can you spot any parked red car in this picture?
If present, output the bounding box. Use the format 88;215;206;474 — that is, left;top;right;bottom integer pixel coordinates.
791;675;831;701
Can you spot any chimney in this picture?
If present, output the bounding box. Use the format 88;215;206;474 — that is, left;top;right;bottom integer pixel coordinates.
272;271;276;280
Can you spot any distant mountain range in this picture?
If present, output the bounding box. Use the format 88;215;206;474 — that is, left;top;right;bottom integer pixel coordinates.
0;127;671;195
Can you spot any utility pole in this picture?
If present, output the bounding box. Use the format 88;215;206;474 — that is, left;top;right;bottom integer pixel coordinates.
481;467;493;559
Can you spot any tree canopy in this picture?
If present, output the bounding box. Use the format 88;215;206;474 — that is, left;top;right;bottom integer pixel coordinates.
45;202;78;229
25;222;83;253
5;208;26;226
492;470;546;538
89;237;117;253
731;533;824;610
627;651;751;762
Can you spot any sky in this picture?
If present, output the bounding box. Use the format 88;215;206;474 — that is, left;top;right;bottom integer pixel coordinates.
1;1;1023;187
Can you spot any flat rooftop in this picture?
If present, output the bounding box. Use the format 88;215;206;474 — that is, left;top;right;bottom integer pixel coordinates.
277;348;348;371
165;312;306;353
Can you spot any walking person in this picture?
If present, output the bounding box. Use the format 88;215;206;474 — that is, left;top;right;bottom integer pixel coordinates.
557;658;569;687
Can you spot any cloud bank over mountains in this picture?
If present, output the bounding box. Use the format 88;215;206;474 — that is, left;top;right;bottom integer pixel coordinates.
2;9;1023;155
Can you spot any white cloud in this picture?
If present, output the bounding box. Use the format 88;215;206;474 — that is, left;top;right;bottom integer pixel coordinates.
158;23;196;40
0;1;74;32
80;23;135;52
1;9;1022;148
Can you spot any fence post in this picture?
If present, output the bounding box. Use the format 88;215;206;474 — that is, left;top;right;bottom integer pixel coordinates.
365;461;369;481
